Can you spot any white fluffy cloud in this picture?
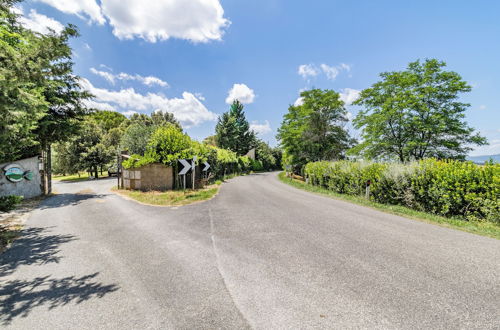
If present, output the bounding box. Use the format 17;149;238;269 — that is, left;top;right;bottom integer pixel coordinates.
101;0;229;43
298;64;319;79
36;0;105;24
225;83;255;104
90;67;168;87
36;0;229;42
17;8;64;34
80;78;217;127
339;88;361;105
250;120;272;135
299;63;351;81
294;97;304;107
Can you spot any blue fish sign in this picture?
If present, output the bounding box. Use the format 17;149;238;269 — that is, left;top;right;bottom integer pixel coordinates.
3;164;33;182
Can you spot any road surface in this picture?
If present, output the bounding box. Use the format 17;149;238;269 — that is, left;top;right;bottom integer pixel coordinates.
1;172;499;329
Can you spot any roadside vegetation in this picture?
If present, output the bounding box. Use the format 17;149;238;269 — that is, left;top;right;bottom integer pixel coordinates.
113;185;220;207
279;172;500;240
52;172;111;182
277;59;498;234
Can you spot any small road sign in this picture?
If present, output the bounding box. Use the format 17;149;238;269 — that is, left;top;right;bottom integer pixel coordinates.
202;161;210;171
179;159;192;175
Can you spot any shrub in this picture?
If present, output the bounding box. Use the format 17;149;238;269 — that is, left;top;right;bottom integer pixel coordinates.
0;195;23;212
304;159;500;223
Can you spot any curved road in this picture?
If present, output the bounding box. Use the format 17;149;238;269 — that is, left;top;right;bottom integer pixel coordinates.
1;172;499;329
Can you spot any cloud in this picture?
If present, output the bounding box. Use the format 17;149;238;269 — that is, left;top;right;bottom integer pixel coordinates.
339;88;361;105
479;105;487;110
225;83;255;104
90;67;169;87
250;120;272;135
320;63;350;80
100;0;229;43
36;0;105;24
121;110;138;117
294;97;304;107
299;62;351;81
298;64;319;79
80;78;217;127
17;8;64;34
84;43;92;51
470;139;500;156
84;99;116;111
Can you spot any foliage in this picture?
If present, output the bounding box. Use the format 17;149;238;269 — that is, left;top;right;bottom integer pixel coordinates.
279;172;500;240
52;119;114;177
0;195;23;212
120;123;154;156
277;89;355;172
215;100;256;156
304;159;500;223
352;59;487;162
0;2;90;162
145;125;195;165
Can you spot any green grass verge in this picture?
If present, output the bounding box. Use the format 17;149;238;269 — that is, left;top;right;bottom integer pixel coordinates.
113;185;220;207
53;172;110;182
278;172;500;240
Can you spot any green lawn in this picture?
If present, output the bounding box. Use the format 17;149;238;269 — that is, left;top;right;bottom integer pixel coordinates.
278;172;500;240
113;185;220;207
53;172;110;182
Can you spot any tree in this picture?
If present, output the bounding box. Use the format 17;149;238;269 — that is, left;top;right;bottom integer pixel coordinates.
120;123;154;156
352;59;487;162
151;110;182;131
215;100;256;155
0;2;50;162
277;89;355;170
1;1;90;175
202;135;217;147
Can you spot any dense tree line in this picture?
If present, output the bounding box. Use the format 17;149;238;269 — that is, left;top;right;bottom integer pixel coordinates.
278;59;487;172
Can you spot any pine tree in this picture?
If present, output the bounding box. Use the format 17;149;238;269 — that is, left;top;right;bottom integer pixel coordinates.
215;100;256;155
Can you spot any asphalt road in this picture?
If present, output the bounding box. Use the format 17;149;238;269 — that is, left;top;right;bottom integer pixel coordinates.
1;172;499;329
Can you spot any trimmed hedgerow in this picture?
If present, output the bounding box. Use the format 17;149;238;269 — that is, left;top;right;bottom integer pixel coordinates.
304;159;499;223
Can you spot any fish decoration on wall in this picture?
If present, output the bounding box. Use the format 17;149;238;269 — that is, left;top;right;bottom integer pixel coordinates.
3;164;33;182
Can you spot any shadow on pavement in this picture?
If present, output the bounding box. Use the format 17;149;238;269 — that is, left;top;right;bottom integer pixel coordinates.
0;227;77;276
0;272;119;325
38;193;108;210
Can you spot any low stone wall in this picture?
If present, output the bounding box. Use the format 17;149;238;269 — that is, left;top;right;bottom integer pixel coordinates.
123;163;174;191
0;156;42;199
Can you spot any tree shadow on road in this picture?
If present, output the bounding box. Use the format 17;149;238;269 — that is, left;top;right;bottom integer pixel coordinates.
0;227;76;277
0;272;119;325
38;193;109;210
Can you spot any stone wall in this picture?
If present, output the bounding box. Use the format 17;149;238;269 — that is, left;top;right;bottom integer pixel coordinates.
123;163;174;191
0;156;42;199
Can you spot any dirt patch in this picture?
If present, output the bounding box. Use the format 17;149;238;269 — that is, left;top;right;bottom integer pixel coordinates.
0;196;44;253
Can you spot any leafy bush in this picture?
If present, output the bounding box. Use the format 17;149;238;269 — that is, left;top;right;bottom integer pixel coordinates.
251;159;264;171
0;195;23;212
304;159;500;223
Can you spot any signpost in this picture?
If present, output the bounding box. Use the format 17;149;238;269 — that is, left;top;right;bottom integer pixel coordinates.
178;158;211;189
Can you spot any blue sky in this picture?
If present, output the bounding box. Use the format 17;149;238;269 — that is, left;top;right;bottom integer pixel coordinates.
15;0;500;155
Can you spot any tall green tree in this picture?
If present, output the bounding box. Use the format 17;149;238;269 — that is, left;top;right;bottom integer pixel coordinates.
215;100;256;155
277;89;355;170
0;1;90;163
352;59;487;162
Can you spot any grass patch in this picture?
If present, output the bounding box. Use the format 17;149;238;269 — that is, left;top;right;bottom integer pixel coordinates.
278;172;500;240
0;224;22;253
53;172;110;182
113;185;220;207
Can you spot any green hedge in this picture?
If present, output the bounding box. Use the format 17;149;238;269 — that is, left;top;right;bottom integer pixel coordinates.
0;195;23;212
304;159;500;223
